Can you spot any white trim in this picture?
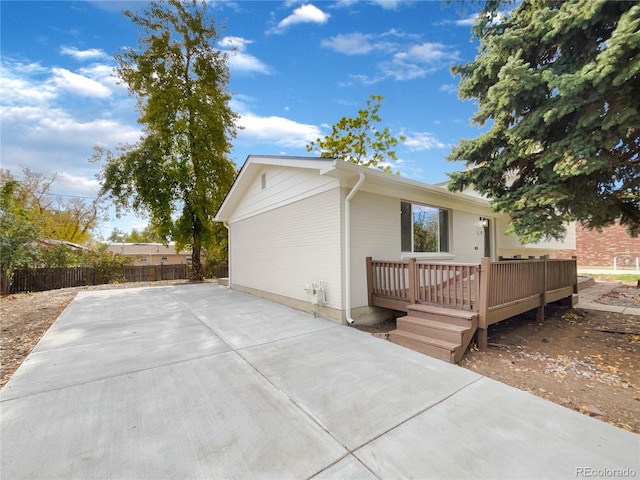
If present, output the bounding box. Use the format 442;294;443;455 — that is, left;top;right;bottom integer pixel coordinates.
400;253;456;261
223;222;231;288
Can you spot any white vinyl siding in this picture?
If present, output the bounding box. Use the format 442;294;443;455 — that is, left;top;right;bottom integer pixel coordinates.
451;211;489;263
229;165;338;222
349;190;400;309
230;188;343;309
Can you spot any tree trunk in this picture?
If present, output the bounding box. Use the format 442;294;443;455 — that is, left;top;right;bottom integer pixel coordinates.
190;229;204;281
0;269;11;295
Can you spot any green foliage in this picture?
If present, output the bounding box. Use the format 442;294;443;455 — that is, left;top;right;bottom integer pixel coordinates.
0;177;42;293
36;243;83;268
413;209;439;253
109;225;162;244
448;0;639;243
31;244;132;284
306;94;405;173
108;228;126;243
81;245;133;284
587;273;640;283
96;0;238;280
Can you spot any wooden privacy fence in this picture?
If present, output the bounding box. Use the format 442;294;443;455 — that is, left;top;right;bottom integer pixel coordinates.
367;256;578;348
8;264;190;294
214;263;229;279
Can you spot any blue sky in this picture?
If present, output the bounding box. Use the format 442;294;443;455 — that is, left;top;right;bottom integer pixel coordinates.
1;0;486;237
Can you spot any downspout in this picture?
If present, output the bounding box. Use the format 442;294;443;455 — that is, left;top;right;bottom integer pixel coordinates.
345;172;365;325
223;222;231;288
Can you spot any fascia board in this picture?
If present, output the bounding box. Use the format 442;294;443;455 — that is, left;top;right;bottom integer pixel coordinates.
326;160;494;215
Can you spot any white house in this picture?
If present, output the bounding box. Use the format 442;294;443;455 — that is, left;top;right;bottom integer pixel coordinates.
214;155;575;325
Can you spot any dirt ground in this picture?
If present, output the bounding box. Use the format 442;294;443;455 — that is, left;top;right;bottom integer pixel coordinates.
2;280;639;434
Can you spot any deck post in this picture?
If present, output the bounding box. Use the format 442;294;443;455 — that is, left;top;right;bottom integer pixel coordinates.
477;257;491;350
537;255;548;323
407;258;417;305
366;257;373;306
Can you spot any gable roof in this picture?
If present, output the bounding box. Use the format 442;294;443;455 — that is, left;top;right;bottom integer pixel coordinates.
214;155;495;222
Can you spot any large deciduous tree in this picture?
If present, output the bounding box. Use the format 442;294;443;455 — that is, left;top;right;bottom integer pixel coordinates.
447;0;639;243
97;0;237;280
1;168;102;245
306;94;405;173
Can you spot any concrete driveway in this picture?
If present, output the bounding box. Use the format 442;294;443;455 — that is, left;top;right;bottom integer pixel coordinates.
1;283;638;479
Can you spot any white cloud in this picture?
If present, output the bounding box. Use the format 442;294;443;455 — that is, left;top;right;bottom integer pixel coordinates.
455;14;478;26
55;172;102;196
270;4;330;34
380;60;425;81
322;30;412;55
37;116;140;145
219;36;251;51
218;36;272;75
323;31;459;83
0;75;56;105
237;113;321;148
78;64;123;91
334;0;359;7
60;46;109;61
51;68;112;98
402;131;446;151
380;42;459;81
322;33;378;55
394;42;456;64
439;83;458;94
371;0;407;10
334;0;411;10
0;58;140;193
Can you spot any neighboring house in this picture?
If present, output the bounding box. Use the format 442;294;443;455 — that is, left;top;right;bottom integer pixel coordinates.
556;222;640;271
106;243;192;266
214;155;576;325
38;239;91;251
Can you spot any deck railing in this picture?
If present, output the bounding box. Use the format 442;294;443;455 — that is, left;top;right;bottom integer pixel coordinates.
367;256;577;348
366;258;480;312
414;261;479;310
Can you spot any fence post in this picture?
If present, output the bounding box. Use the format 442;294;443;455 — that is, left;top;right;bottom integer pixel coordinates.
477;257;490;350
408;258;416;305
366;257;374;306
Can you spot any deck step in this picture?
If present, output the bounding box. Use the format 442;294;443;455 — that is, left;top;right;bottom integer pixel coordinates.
406;304;478;326
397;316;468;344
390;330;459;363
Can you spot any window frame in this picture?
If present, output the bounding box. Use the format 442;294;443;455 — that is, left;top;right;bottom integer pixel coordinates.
400;200;451;255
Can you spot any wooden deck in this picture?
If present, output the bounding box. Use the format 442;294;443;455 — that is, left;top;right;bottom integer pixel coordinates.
366;257;578;363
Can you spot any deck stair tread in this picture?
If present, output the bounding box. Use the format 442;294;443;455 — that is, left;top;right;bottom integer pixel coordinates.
389;329;460;362
389;329;459;351
398;316;468;333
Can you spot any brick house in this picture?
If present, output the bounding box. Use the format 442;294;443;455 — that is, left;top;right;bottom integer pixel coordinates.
555;223;640;270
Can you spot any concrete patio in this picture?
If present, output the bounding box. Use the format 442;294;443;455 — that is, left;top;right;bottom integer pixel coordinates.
1;283;638;479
